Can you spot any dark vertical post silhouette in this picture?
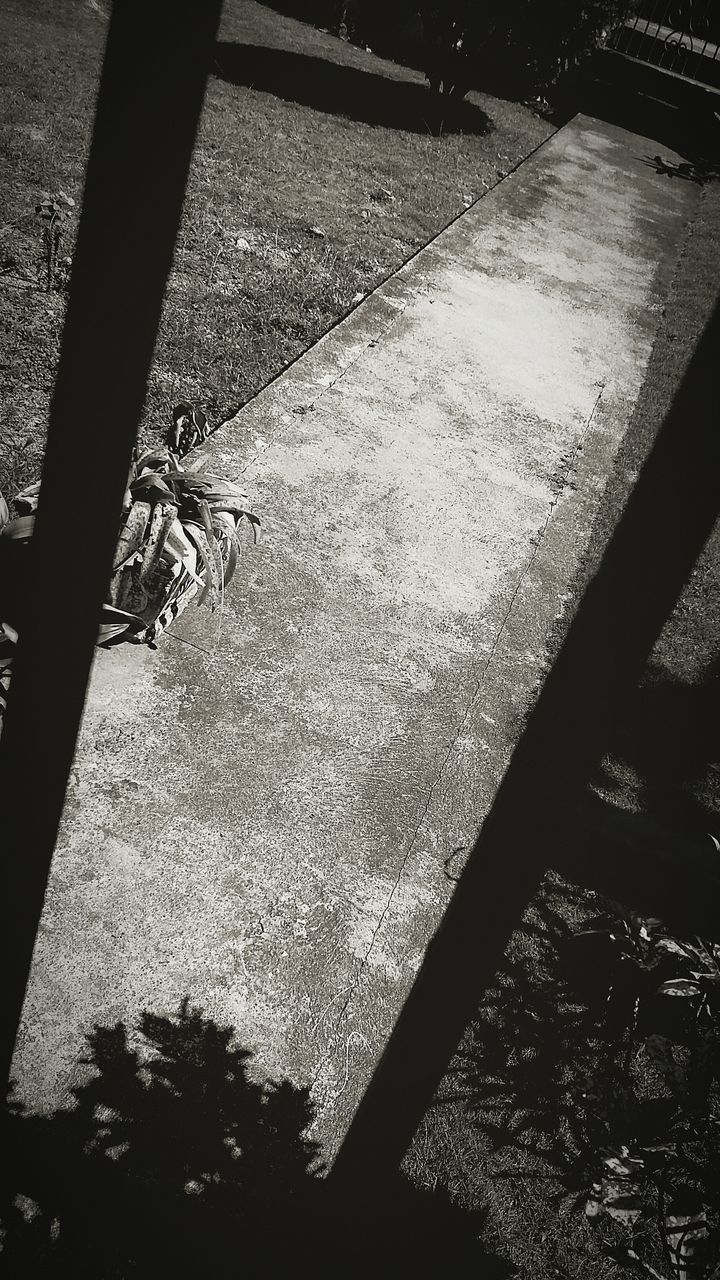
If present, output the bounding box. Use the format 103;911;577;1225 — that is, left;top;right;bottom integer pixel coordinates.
0;0;223;1085
329;299;720;1189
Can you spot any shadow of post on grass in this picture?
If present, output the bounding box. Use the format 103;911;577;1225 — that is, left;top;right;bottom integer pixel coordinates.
211;41;492;135
434;876;609;1180
591;655;720;838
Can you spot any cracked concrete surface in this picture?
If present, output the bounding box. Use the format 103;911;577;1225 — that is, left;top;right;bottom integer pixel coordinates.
12;115;698;1159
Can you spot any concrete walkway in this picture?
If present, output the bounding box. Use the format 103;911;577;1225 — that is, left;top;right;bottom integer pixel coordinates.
13;116;697;1158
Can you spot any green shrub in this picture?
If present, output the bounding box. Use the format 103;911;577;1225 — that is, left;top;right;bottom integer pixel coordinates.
418;0;628;101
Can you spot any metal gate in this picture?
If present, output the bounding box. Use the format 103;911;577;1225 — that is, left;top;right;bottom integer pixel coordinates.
605;0;720;88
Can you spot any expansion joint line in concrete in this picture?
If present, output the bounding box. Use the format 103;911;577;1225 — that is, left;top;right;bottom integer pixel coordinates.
238;299;409;479
465;379;608;698
169;303;409;661
311;382;607;1101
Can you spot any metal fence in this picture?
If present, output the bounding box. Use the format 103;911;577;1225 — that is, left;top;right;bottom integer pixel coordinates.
605;0;720;88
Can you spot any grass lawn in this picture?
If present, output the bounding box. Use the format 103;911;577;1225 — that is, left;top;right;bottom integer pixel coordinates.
0;0;551;499
402;178;720;1278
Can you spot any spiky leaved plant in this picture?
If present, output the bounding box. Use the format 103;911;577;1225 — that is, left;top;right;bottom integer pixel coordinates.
0;404;260;726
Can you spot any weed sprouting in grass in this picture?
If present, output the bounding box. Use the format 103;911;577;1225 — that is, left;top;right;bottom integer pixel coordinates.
34;190;73;293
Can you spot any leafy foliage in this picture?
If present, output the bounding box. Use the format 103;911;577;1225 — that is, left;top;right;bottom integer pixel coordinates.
417;0;628;101
656;939;720;1024
443;874;720;1280
572;908;720;1280
273;0;629;101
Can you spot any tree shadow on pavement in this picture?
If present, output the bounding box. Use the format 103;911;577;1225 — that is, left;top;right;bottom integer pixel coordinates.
573;65;720;165
2;998;511;1278
211;42;492;136
641;155;720;185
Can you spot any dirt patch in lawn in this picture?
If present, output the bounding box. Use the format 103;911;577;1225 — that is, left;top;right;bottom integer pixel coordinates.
0;0;552;499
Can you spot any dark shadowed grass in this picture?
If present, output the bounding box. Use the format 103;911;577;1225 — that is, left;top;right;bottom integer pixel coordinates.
0;0;551;499
211;39;493;133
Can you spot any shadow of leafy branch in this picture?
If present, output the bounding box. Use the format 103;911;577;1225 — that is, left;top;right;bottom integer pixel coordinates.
2;997;512;1278
2;998;322;1276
